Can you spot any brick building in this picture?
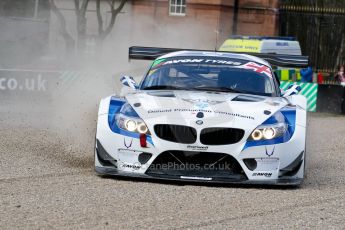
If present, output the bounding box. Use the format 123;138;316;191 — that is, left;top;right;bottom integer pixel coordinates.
130;0;279;49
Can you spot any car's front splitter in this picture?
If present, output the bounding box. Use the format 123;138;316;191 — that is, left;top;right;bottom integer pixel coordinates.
95;166;303;186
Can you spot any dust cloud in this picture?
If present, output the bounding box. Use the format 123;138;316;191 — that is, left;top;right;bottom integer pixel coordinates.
0;1;221;155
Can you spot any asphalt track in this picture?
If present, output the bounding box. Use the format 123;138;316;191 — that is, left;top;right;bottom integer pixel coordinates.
1;73;345;229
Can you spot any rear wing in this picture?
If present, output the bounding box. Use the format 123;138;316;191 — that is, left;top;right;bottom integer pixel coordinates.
129;46;309;68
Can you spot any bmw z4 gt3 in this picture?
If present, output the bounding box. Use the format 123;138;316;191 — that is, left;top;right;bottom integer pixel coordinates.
95;47;307;185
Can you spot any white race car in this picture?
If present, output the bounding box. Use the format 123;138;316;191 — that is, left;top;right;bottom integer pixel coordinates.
95;47;308;185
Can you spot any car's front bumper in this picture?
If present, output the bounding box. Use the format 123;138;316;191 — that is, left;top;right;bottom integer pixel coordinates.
95;132;305;186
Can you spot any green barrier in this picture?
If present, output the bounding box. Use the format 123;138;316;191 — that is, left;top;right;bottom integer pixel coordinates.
280;81;318;112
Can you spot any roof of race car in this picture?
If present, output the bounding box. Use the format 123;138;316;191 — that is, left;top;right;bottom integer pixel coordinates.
158;50;270;67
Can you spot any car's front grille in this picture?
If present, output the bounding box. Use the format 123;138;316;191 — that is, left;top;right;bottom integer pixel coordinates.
154;124;197;144
200;127;245;145
145;150;247;181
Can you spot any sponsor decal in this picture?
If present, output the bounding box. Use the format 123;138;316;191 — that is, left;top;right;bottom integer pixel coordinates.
121;162;141;170
148;109;173;114
147;108;254;120
164;59;204;65
252;172;272;177
195;120;203;125
150;108;212;113
118;148;140;153
238;62;272;78
187;145;208;151
213;110;254;120
265;146;275;157
124;138;133;149
152;58;243;68
161;59;243;66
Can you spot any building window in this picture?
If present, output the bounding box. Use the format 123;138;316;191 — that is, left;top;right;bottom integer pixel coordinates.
169;0;186;16
0;0;49;20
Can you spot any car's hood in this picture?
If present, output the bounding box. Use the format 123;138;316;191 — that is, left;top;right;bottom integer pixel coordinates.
125;90;289;129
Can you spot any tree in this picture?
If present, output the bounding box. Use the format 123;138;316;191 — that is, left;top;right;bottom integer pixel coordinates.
96;0;127;40
50;0;127;55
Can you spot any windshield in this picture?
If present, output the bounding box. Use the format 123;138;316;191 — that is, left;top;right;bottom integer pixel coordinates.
140;56;276;96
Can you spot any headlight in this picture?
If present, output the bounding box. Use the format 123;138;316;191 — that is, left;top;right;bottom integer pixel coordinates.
248;123;287;141
125;120;137;132
117;114;151;135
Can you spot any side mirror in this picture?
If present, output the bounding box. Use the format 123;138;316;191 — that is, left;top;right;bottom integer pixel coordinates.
120;75;138;90
283;84;301;97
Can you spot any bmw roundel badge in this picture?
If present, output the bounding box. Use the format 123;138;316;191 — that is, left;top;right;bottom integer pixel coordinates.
196;120;203;125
